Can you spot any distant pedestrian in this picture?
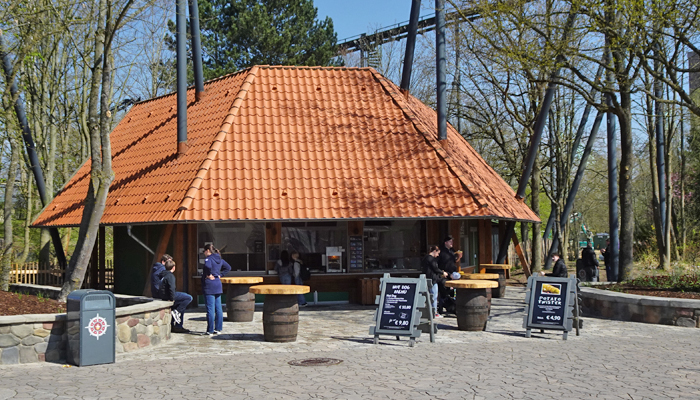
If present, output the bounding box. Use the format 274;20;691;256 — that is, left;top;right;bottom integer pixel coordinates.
581;244;599;282
202;244;231;335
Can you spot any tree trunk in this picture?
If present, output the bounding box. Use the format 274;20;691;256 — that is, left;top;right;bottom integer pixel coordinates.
59;0;117;301
1;140;20;291
531;158;542;272
16;170;33;265
617;89;635;281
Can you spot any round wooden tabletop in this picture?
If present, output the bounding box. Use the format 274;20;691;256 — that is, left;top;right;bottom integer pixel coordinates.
461;273;500;280
445;279;498;289
220;277;264;285
480;264;510;270
249;284;310;295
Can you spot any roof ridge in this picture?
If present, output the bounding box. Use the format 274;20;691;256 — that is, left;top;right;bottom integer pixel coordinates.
176;66;260;213
368;69;486;209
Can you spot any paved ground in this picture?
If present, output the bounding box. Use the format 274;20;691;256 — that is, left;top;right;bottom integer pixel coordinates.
1;287;699;399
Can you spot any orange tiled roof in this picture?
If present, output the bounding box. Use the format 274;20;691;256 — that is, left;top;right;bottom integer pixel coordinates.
33;66;539;227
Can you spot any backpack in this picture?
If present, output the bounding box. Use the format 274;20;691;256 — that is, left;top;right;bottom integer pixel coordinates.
299;262;311;281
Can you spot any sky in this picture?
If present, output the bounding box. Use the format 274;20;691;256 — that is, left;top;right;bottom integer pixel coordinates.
313;0;434;42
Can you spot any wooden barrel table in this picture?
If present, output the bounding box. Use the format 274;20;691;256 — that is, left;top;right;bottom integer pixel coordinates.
249;284;310;342
445;280;499;331
461;273;500;306
220;277;263;322
478;264;510;298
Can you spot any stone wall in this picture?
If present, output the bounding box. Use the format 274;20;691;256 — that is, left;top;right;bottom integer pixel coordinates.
1;284;173;365
580;287;700;327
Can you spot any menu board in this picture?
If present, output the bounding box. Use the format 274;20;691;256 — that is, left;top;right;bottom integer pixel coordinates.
530;280;568;327
378;282;417;331
348;235;364;270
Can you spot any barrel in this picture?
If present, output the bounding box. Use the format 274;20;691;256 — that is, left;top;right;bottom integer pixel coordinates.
485;269;507;298
226;284;255;322
455;288;490;331
262;294;299;342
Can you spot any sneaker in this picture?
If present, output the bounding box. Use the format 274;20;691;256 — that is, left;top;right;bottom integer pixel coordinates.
170;310;181;325
205;331;214;336
213;330;221;334
434;314;443;319
171;326;190;334
299;303;308;307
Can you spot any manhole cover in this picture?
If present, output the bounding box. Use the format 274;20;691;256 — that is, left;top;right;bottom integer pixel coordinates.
288;358;343;367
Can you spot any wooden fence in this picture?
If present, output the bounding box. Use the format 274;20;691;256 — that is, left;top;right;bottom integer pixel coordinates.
9;260;114;289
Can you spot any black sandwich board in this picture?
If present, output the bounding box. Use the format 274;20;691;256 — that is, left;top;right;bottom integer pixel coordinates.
369;273;435;346
523;274;578;340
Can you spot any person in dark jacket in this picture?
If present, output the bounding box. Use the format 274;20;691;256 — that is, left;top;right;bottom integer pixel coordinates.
159;259;192;333
545;253;568;278
150;254;172;298
438;236;462;276
581;244;599;281
202;244;232;335
421;245;447;318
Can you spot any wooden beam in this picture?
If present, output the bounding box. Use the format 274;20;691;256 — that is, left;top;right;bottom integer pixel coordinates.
174;224;184;290
512;233;531;278
265;222;282;272
188;224;199;299
426;220;440;247
478;219;491;266
141;224;175;296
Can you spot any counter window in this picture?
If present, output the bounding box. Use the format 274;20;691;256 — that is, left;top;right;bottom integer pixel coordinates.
364;220;421;271
197;222;266;272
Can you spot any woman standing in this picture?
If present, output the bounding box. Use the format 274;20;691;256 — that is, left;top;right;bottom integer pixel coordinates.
275;250;294;285
291;251;308;307
202;244;231;335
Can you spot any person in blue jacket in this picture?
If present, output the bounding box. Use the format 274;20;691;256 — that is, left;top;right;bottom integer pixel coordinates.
202;244;231;335
150;254;172;298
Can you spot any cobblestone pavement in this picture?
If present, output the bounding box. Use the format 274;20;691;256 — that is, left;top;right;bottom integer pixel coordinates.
1;287;699;399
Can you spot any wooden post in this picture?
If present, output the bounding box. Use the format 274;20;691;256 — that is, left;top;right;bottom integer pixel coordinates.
426;220;440;247
265;222;282;272
499;221;508;264
99;226;106;290
174;224;184;290
188;224;199;299
478;220;492;266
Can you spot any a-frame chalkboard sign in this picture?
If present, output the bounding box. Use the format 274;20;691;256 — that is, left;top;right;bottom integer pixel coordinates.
522;274;578;340
369;273;435;347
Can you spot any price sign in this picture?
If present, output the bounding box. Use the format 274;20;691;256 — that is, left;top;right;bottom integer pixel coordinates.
378;282;418;331
530;281;568;327
523;275;577;339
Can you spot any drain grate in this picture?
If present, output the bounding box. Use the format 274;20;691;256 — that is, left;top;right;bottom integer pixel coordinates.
288;358;343;367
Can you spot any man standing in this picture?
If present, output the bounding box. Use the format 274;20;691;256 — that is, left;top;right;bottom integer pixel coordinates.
438;235;462;277
160;259;193;333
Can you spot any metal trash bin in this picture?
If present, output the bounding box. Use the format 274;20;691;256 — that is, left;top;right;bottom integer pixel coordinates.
66;289;115;366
